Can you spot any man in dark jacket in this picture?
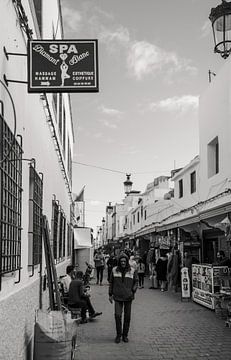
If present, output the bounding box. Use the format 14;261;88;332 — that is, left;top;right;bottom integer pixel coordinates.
68;271;102;323
109;253;138;343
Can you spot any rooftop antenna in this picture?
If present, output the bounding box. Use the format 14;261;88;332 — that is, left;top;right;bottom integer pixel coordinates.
208;70;216;83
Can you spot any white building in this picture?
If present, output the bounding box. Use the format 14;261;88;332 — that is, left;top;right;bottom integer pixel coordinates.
0;1;74;359
107;55;231;264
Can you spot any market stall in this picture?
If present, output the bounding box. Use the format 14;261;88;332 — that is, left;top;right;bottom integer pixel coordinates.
192;264;228;309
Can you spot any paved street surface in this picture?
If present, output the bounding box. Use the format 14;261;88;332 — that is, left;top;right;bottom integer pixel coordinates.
74;277;231;360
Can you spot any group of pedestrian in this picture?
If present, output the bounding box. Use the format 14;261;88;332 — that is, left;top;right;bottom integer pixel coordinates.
60;246;231;347
148;247;182;292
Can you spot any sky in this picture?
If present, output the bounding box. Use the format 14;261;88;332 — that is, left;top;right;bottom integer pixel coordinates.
61;0;224;233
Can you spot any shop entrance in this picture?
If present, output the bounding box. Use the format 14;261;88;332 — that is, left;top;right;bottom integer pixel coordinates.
203;237;218;263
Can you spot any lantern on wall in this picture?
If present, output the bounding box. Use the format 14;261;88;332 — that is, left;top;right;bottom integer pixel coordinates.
209;0;231;59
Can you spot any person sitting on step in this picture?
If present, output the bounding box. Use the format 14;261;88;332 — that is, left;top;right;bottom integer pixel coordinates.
68;271;102;324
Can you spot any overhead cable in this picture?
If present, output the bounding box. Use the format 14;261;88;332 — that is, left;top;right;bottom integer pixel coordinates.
72;161;170;175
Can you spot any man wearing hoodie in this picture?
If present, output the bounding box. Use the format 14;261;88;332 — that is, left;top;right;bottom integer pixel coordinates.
109;253;138;343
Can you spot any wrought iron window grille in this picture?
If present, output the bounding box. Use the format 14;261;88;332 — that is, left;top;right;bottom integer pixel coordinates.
51;196;67;263
28;163;43;274
0;114;23;290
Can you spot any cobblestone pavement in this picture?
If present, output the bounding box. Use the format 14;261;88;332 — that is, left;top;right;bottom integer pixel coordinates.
74;277;231;360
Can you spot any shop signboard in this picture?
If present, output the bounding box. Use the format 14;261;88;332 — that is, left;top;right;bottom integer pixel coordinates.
28;39;98;93
181;267;191;299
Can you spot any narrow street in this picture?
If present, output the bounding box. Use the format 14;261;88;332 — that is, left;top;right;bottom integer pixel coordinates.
74;277;231;360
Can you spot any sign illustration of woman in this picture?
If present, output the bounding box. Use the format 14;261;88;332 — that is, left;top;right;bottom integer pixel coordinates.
60;53;70;86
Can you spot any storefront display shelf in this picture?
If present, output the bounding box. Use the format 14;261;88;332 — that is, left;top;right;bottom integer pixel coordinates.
192;264;228;310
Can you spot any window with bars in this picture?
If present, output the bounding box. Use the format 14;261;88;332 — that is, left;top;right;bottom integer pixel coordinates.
0;115;22;275
51;199;59;261
67;222;72;257
58;210;66;259
28;165;43;265
51;200;67;262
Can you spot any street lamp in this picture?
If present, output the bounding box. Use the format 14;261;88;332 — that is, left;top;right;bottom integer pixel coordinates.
209;0;231;59
106;202;113;215
123;173;133;195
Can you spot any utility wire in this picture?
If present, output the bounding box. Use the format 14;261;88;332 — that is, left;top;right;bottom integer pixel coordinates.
72;161;170;175
72;161;126;174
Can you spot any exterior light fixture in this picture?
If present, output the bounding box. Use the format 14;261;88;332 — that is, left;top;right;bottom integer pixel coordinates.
209;0;231;59
123;173;133;195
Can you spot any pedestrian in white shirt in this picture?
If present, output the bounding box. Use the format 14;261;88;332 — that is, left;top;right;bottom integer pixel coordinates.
61;265;74;294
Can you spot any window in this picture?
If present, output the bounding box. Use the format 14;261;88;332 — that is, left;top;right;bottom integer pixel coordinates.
0;115;22;275
51;199;59;261
144;210;147;220
137;212;140;223
190;171;196;194
179;179;183;198
52;200;66;262
208;136;219;178
67;223;72;257
28;165;43;265
58;210;66;259
133;214;135;225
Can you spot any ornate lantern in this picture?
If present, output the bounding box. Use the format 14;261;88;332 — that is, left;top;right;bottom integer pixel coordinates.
123;174;133;195
209;0;231;59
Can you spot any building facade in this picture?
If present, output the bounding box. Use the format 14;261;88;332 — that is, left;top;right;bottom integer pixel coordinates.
0;1;74;359
102;57;231;265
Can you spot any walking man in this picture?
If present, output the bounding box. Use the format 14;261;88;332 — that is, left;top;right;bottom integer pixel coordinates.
109;253;138;343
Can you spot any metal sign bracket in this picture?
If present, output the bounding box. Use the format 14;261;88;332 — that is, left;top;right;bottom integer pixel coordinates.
3;74;27;86
3;46;27;60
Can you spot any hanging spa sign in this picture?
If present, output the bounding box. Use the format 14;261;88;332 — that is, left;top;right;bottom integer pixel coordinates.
28;40;98;93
